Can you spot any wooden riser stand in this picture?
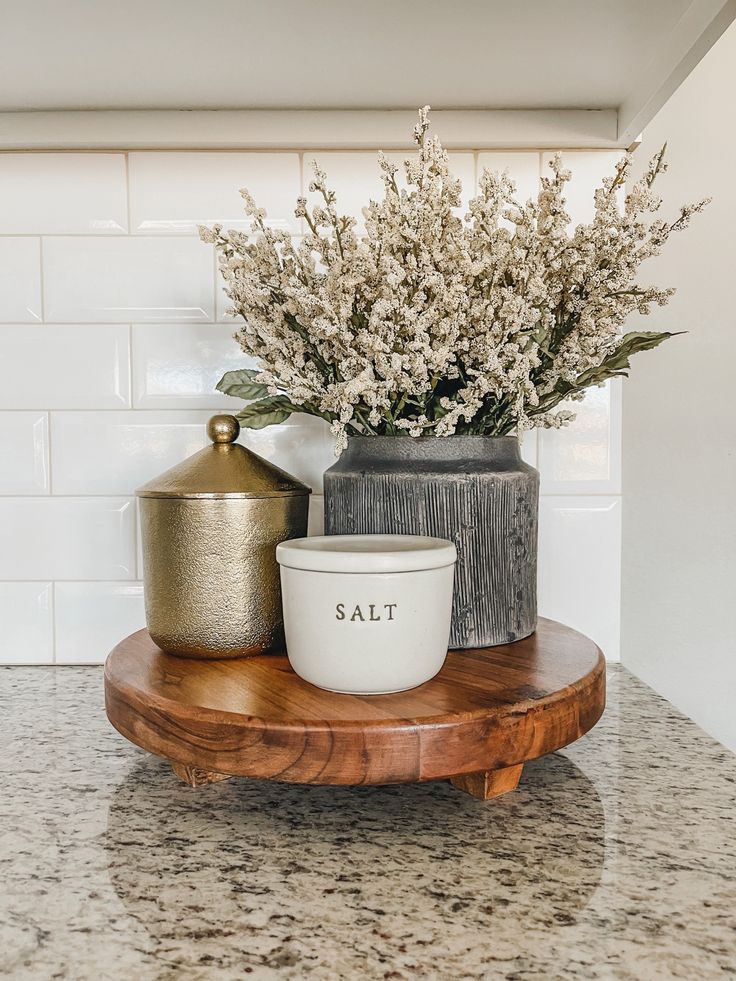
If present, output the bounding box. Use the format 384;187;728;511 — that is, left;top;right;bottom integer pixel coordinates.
105;618;605;801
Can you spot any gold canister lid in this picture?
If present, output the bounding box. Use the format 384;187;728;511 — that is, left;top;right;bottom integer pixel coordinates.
136;414;311;500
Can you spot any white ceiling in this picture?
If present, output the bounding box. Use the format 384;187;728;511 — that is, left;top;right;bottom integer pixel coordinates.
0;0;716;112
2;0;733;150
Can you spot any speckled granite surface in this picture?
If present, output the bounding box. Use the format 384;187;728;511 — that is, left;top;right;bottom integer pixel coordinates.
0;664;734;980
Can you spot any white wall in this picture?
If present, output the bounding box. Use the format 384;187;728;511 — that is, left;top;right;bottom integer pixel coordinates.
0;147;623;664
622;24;736;750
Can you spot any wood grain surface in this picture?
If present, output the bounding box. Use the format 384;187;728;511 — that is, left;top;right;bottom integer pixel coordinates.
104;618;605;793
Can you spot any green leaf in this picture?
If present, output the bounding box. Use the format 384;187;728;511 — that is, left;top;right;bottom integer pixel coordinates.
216;368;269;401
531;330;682;418
577;330;682;387
236;396;295;430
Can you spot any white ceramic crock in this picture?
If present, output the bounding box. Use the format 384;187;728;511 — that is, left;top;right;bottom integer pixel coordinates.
276;534;457;695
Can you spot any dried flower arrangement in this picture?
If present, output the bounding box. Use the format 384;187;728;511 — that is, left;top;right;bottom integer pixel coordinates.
200;107;708;450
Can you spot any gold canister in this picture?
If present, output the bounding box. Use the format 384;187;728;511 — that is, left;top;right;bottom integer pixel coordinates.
137;414;310;658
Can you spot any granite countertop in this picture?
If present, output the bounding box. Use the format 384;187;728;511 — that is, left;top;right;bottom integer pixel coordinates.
1;664;735;980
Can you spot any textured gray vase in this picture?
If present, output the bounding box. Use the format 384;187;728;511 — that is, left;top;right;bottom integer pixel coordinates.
323;436;539;649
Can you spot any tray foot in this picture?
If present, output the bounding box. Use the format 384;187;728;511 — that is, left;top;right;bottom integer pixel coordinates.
171;762;232;787
450;763;523;800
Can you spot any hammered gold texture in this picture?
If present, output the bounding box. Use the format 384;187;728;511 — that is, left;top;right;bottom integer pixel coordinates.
137;441;309;500
140;495;309;658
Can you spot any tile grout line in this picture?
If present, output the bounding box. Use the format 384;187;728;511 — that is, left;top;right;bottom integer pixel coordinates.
0;579;143;584
0;232;222;238
0;321;227;327
0;406;234;413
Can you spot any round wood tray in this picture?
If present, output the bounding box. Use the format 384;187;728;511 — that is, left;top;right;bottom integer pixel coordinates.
104;617;605;800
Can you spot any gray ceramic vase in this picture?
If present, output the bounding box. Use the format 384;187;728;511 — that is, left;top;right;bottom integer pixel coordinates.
323;436;539;649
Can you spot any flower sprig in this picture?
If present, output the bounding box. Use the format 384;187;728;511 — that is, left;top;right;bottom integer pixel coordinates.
201;107;708;450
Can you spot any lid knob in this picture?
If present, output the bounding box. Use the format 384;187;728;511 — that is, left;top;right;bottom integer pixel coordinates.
207;414;240;444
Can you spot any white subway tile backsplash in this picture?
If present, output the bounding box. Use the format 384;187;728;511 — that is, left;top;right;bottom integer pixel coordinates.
51;410;212;495
0;326;130;409
0;154;127;234
129;152;302;234
132;323;249;408
0;498;136;580
70;401;334;496
520;430;538;469
538;496;621;659
43;237;214;323
0;238;42;322
539;380;621;494
0;412;49;493
55;582;145;664
477;152;540;205
240;416;335;493
0;147;623;664
308;495;325;537
0;582;54;663
541;151;624;227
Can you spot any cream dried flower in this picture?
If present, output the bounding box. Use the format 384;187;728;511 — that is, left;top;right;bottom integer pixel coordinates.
201;109;708;450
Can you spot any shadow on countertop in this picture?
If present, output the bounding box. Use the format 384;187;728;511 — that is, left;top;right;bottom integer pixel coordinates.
104;752;604;975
